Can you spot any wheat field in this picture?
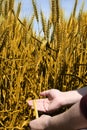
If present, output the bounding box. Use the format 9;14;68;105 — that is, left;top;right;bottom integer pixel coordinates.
0;0;87;129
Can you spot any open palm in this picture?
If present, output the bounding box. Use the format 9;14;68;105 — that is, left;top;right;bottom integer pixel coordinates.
27;89;64;112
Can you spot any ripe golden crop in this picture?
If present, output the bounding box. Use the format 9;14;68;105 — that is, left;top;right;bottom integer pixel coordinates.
0;0;87;129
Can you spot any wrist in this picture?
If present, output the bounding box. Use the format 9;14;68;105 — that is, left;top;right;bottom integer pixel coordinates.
62;90;82;106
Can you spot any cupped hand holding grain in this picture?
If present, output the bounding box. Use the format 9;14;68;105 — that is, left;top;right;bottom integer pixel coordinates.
27;87;87;113
27;89;66;112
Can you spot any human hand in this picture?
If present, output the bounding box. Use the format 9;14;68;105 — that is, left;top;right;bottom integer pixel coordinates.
29;115;51;130
27;89;65;112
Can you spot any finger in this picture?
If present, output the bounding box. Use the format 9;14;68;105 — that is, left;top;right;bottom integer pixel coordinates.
27;99;44;106
36;99;48;112
27;100;33;106
43;99;49;112
29;119;37;130
29;117;43;129
27;99;48;112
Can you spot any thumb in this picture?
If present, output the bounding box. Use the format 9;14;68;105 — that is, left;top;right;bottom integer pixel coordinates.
40;90;51;97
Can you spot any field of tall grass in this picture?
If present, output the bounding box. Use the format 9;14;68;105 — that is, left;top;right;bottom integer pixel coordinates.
0;0;87;129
